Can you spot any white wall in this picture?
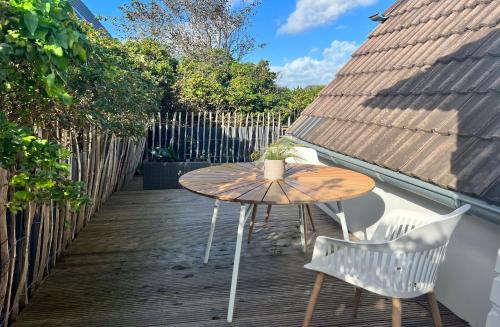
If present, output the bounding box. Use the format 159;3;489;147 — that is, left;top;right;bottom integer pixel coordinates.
317;178;500;327
486;250;500;327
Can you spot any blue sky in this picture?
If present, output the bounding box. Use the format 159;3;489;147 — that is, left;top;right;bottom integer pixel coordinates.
83;0;394;88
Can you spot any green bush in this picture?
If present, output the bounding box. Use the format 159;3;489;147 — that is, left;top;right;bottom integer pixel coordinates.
0;113;90;213
0;0;87;104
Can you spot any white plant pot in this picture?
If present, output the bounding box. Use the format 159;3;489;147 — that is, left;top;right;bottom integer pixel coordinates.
264;159;285;181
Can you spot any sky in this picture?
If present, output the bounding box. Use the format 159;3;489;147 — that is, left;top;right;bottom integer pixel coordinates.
82;0;394;88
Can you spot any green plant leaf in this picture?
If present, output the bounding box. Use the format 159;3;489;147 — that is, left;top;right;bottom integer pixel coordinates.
23;11;39;35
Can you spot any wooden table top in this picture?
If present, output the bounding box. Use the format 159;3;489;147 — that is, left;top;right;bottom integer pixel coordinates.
179;163;375;205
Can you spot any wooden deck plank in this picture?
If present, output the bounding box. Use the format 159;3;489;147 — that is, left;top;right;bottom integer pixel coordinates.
14;178;469;327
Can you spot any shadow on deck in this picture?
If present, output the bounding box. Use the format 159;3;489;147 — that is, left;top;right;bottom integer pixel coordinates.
14;178;469;326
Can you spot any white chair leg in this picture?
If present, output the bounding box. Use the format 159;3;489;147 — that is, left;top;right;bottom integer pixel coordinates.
337;201;349;241
299;204;307;252
204;200;220;264
227;204;250;323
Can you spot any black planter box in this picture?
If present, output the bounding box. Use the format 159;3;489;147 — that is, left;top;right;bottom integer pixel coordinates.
143;161;212;190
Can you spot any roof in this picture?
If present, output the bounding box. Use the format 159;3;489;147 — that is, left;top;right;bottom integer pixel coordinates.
70;0;111;36
287;0;500;205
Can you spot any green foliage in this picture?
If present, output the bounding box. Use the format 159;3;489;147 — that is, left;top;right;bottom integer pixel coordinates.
149;146;179;162
66;27;162;137
175;50;231;112
253;139;299;161
175;51;288;114
123;39;179;113
0;0;88;103
286;86;323;116
0;114;90;213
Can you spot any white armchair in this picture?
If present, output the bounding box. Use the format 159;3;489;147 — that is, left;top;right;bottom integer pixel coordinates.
285;146;325;165
302;205;471;327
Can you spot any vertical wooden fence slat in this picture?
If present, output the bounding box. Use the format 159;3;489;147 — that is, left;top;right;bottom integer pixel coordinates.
255;113;261;153
183;112;188;160
231;112;236;163
243;114;249;162
145;111;297;163
214;112;219;163
226;112;230;163
202;111;207;160
219;113;225;163
167;112;170;148
0;169;9;319
190;112;194;160
195;112;200;160
177;112;182;157
208;112;212;163
157;112;162;148
151;114;156;154
170;112;176;148
278;113;282;137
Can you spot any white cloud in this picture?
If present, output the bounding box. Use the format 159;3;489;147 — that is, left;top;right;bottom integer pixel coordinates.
272;40;358;88
278;0;377;35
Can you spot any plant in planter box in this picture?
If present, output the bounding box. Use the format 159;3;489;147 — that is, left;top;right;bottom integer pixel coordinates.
149;146;179;162
143;145;211;190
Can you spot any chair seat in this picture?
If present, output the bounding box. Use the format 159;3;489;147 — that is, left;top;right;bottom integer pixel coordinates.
304;248;434;298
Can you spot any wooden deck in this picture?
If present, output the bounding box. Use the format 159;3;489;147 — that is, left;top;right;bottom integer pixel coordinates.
14;178;469;326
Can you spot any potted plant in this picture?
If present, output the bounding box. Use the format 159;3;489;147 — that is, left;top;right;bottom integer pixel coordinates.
143;145;212;189
253;139;298;181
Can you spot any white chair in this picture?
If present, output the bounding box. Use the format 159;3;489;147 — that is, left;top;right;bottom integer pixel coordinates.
285;146;325;165
302;204;471;327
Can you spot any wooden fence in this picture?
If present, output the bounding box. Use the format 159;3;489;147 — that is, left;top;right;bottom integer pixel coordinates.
0;127;145;326
148;111;293;162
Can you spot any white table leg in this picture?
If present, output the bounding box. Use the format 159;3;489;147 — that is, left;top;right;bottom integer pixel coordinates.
299;204;306;252
204;200;220;264
337;201;349;241
227;203;251;323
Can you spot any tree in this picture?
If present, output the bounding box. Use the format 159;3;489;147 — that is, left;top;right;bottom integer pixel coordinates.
115;0;261;60
286;85;324;119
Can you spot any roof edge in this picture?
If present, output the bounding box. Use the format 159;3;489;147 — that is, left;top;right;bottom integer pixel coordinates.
285;135;500;225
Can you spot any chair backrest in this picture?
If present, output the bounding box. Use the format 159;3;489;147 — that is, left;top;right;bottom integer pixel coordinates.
371;205;469;242
375;205;470;296
285;146;323;165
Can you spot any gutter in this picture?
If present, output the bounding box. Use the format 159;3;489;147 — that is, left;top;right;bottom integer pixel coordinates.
285;136;500;225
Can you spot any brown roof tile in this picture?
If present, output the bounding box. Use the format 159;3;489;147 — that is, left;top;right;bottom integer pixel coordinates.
289;0;500;205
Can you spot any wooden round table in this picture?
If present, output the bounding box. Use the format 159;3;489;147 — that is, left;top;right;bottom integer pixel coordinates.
179;163;375;323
